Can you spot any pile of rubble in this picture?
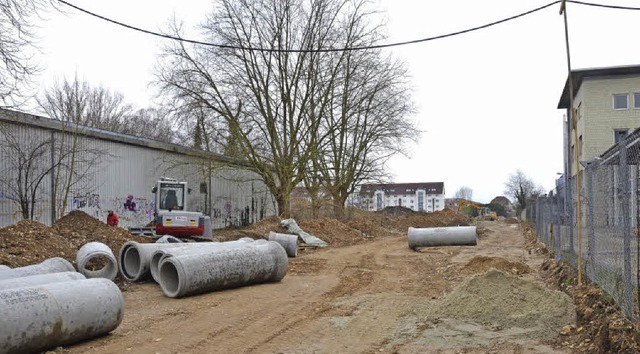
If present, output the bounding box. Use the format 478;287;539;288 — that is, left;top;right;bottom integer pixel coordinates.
521;223;640;352
0;211;151;269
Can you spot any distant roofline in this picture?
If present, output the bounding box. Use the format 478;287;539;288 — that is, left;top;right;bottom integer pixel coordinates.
0;107;250;167
359;182;445;195
558;64;640;109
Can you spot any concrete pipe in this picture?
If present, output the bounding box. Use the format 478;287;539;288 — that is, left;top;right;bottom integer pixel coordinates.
0;257;75;281
0;278;124;354
268;232;298;257
407;226;477;249
156;235;183;243
0;265;10;271
158;240;288;298
76;242;118;281
149;238;255;283
0;271;86;291
118;241;200;282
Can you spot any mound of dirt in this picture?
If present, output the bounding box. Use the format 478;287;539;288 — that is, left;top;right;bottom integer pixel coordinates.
381;209;472;232
212;216;288;242
299;218;369;247
0;211;151;271
376;206;416;216
214;209;470;247
460;256;531;275
52;210;151;257
425;269;576;340
0;220;74;267
540;259;640;353
345;218;398;238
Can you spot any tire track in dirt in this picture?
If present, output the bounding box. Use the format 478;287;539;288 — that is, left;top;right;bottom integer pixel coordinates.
243;252;377;353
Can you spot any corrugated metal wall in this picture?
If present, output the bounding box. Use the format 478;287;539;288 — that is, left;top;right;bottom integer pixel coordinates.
0;110;276;229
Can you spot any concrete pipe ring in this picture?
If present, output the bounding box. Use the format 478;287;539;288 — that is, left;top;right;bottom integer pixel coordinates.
76;242;119;281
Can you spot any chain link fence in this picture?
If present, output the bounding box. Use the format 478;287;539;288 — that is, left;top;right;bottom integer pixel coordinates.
528;134;640;320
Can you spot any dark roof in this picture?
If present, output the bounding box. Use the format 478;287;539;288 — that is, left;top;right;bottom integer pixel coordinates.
558;64;640;109
359;182;444;196
0;107;248;166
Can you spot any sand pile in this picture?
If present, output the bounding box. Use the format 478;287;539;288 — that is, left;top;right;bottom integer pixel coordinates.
460;256;531;275
426;269;575;339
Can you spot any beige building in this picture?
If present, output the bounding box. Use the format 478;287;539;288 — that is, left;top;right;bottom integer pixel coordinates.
558;65;640;176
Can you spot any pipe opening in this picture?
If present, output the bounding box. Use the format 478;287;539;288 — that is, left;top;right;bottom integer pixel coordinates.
160;260;180;297
81;255;117;279
122;247;141;279
149;252;165;282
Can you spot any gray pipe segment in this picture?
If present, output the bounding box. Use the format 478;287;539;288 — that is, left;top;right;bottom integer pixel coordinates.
76;242;118;281
158;240;288;298
0;278;124;354
0;257;75;281
407;226;477;248
155;235;183;243
268;232;298;257
118;241;203;282
0;271;85;291
149;238;255;283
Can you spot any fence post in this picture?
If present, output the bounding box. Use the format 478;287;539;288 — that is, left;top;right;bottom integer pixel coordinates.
619;142;633;316
586;161;596;278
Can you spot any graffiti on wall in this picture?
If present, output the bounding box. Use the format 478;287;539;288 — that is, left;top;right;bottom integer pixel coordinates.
70;193;156;228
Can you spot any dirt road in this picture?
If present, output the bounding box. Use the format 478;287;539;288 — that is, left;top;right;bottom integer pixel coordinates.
63;221;572;354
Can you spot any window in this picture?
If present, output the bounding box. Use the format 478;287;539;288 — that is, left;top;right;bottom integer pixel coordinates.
615;129;629;143
578;135;583;158
577;102;582;120
635;93;640;109
613;94;629;110
417;191;424;211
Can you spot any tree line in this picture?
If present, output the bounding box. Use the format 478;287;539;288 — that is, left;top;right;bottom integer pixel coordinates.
1;0;417;220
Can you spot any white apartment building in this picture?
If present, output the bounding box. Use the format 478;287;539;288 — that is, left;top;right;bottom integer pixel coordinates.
358;182;445;213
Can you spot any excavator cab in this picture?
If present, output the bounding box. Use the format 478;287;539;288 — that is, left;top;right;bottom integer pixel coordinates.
151;178;204;237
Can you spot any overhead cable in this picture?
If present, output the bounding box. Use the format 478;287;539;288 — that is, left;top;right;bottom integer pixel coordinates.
56;0;640;53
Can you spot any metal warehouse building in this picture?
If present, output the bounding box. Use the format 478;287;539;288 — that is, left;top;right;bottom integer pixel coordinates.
0;108;276;229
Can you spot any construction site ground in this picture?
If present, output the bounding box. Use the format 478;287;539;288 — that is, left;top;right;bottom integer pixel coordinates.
2;209;639;353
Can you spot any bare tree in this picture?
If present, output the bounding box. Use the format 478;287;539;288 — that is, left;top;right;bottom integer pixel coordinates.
0;123;54;219
120;107;179;144
157;0;363;217
157;0;415;218
504;170;544;211
454;186;473;201
38;75;133;128
0;0;53;105
315;50;416;219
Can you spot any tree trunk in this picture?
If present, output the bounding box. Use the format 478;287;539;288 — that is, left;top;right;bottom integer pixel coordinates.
275;193;290;219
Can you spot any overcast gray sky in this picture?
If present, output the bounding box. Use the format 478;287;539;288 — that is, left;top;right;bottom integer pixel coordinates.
28;0;640;203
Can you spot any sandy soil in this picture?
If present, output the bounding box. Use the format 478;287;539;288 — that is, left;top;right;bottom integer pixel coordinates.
51;221;576;354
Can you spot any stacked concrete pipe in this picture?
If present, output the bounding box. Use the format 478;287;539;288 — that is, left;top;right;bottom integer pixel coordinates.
149;238;255;283
158;240;288;298
0;278;124;354
0;257;75;281
0;271;86;291
407;226;478;249
119;241;196;282
268;232;298;257
76;242;118;281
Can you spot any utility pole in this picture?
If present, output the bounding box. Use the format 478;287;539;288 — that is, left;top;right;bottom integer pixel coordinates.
560;0;582;285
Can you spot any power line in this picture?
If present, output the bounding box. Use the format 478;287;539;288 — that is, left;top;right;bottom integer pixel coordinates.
569;0;640;10
57;0;640;53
